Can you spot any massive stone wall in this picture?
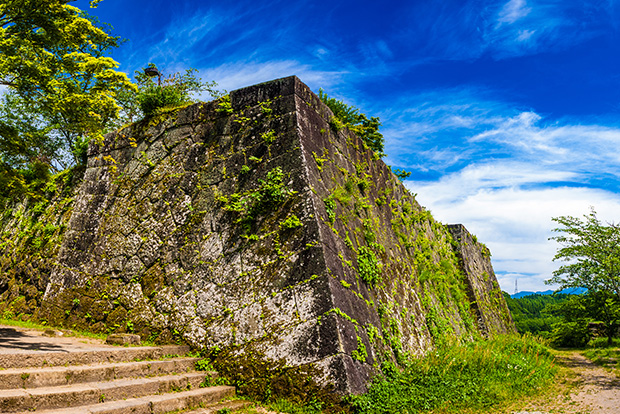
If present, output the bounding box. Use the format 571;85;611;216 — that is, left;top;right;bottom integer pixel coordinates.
0;76;514;394
447;224;515;336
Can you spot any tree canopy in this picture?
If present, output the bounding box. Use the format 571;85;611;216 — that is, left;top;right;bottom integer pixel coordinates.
547;208;620;345
548;208;620;298
503;292;567;336
0;0;135;169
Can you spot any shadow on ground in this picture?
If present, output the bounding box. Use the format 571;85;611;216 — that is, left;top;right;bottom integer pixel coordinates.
0;327;65;352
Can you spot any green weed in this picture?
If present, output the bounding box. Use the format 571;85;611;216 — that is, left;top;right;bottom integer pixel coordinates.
357;246;381;288
349;334;556;413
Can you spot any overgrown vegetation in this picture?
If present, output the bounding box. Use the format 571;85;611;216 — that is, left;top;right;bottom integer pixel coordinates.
131;64;222;118
349;334;556;414
204;346;345;414
219;166;296;233
392;168;411;181
357;246;381;288
318;89;385;157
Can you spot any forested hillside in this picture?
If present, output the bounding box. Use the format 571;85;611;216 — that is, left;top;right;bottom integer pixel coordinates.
504;293;568;336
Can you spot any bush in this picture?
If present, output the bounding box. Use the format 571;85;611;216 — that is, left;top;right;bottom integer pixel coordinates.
138;84;187;117
318;88;385;157
357;246;381;288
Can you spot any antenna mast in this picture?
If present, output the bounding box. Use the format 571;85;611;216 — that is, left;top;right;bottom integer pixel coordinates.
514;279;519;295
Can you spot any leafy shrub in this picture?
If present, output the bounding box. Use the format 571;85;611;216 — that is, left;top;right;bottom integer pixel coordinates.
324;197;336;224
392;168;411;181
138;84;187;117
280;214;303;229
135;65;221;117
220;167;296;233
195;358;214;371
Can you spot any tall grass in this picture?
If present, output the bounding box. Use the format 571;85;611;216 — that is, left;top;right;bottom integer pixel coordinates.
349;334;556;414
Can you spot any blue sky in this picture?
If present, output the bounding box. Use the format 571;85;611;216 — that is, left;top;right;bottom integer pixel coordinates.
75;0;620;293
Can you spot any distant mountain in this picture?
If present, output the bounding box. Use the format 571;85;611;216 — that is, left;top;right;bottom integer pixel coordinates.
510;287;587;299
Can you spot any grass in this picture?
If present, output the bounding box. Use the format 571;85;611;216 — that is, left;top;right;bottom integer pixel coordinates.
265;399;323;414
348;334;557;414
582;337;620;373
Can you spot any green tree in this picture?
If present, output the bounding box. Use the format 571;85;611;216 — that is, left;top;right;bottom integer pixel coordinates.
0;92;57;200
547;208;620;345
0;0;136;169
546;295;592;347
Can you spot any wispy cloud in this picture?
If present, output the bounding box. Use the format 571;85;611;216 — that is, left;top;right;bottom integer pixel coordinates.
393;0;617;62
385;88;620;292
468;112;620;173
385;89;620;184
196;60;346;97
483;0;614;58
407;167;620;292
497;0;532;25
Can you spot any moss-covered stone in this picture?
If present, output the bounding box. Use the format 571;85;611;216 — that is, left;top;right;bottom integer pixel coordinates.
0;76;515;396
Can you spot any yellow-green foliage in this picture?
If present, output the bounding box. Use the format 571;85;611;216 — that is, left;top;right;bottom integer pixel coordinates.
0;0;136;148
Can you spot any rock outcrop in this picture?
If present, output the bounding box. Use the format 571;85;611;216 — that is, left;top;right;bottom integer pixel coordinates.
1;76;514;395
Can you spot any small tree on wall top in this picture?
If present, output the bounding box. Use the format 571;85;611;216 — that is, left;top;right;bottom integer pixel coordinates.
127;64;222;119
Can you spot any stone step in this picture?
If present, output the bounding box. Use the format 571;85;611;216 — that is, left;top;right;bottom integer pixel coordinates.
0;345;189;369
0;371;209;412
183;399;254;413
0;357;202;389
11;385;236;414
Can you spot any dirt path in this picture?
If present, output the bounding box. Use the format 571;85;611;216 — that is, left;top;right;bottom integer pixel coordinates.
515;351;620;414
558;352;620;414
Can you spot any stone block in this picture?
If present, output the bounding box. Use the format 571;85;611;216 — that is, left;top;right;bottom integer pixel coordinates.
105;334;141;346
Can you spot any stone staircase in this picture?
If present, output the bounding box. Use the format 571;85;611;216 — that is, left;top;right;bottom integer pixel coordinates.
0;340;248;413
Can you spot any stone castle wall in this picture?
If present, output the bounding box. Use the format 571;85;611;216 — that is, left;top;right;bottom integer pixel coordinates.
1;76;515;394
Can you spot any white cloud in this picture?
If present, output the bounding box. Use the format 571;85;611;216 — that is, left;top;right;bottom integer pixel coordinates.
384;92;620;184
481;0;605;58
406;164;620;293
469;112;620;170
497;0;532;25
386;90;620;293
196;60;346;98
517;29;536;41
